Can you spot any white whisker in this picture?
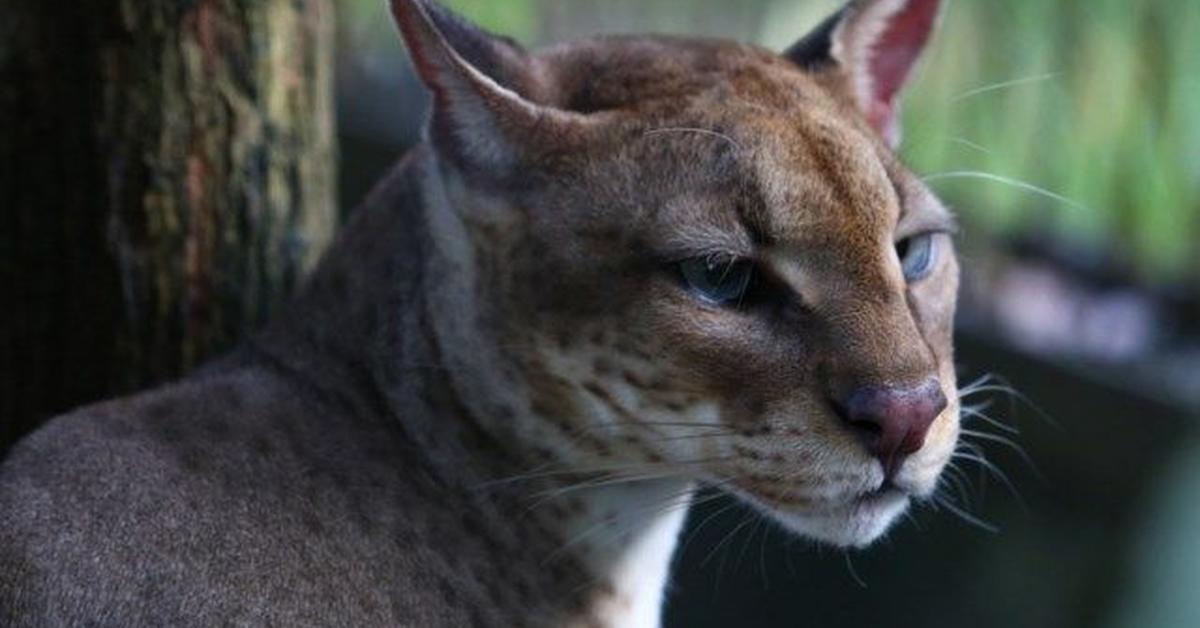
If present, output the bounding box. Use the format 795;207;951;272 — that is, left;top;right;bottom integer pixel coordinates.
947;136;994;155
952;451;1027;510
933;493;1000;533
643;127;743;151
960;428;1042;477
923;170;1088;212
951;72;1058;103
961;405;1020;435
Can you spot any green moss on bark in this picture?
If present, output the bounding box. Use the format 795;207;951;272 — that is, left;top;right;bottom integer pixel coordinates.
0;0;336;450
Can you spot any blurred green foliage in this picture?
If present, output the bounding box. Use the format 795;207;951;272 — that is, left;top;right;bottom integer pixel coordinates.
343;0;1199;286
903;0;1200;286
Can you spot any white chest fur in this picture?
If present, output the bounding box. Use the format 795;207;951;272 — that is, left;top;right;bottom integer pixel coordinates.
567;480;694;628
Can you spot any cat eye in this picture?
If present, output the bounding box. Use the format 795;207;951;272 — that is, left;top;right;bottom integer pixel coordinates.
896;233;938;282
677;254;754;306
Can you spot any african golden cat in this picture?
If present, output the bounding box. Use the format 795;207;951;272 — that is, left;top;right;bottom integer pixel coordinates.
0;0;959;625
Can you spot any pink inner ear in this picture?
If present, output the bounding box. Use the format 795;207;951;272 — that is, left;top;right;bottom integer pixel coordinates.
868;0;940;107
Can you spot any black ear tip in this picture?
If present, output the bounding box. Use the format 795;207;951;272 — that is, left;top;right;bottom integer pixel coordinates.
783;5;850;70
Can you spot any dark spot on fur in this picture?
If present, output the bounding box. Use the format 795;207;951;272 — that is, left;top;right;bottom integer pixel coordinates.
735;445;763;460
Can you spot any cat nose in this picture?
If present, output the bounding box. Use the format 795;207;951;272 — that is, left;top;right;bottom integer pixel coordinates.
834;379;947;478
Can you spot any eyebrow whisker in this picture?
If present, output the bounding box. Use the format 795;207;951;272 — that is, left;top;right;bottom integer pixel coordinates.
643;127;743;151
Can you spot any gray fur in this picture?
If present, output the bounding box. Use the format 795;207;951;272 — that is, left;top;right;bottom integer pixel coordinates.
0;151;600;627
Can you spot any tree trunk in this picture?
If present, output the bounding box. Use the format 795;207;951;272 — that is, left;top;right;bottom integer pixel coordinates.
0;0;337;452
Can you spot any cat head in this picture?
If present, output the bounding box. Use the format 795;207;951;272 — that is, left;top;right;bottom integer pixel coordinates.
391;0;958;547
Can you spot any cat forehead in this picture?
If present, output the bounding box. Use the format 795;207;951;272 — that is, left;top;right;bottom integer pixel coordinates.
535;34;813;114
532;34;945;244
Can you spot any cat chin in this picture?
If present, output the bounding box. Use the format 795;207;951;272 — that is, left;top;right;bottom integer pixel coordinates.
745;488;911;548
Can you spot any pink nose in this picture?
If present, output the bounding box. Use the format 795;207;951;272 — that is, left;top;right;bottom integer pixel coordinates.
836;379;947;478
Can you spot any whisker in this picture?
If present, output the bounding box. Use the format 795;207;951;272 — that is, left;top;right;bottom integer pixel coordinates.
677;494;741;558
933;494;1000;534
956;441;991;495
472;455;736;490
958;372;1061;431
705;511;758;578
700;506;753;569
947;136;994;155
572;420;733;432
922;170;1088;212
901;509;924;532
961;405;1020;435
945;458;984;501
526;470;687;509
843;552;869;589
952;451;1027;510
733;513;768;579
960;384;1018;398
542;487;701;564
957;373;1003;397
636;431;741;443
960;428;1042;478
642;127;743;151
950;72;1058;103
940;463;974;508
757;512;772;589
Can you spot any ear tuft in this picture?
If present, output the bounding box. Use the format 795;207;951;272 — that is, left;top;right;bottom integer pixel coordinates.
786;0;942;148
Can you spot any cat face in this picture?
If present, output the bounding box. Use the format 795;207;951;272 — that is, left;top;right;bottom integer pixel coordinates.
394;0;957;547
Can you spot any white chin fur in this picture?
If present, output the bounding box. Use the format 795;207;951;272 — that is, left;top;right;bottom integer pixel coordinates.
754;491;910;549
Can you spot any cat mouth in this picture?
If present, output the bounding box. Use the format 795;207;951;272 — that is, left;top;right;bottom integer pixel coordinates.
853;482;907;507
728;479;912;548
809;481;909;518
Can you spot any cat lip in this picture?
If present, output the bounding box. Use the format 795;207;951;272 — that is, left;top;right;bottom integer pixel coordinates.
853;483;907;506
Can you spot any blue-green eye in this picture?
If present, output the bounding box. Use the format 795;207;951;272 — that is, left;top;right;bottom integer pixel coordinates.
897;233;938;282
678;254;754;306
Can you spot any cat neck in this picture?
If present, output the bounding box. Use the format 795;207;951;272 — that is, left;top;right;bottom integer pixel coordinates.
261;146;693;627
414;150;695;627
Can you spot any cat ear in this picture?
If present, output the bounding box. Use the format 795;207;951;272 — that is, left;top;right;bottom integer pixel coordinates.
785;0;942;148
389;0;578;176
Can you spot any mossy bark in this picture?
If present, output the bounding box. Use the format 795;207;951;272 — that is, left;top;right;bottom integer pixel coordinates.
0;0;337;451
